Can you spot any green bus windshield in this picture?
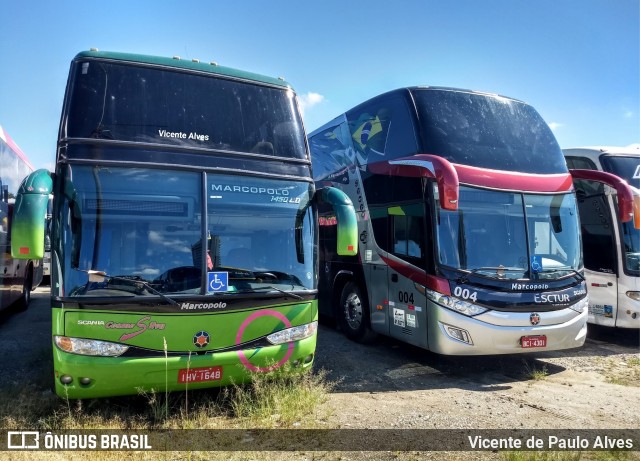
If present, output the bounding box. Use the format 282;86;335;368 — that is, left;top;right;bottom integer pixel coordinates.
65;59;307;159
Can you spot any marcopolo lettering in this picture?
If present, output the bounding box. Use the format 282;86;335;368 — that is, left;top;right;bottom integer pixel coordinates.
511;283;550;290
211;184;290;196
181;302;227;310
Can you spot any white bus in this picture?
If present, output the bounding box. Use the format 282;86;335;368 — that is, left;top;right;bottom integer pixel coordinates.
0;125;43;311
564;146;640;328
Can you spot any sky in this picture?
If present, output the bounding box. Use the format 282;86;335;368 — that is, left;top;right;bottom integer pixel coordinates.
0;0;638;171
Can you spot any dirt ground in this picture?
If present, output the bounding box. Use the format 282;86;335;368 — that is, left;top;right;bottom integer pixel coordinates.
0;286;638;458
315;319;639;431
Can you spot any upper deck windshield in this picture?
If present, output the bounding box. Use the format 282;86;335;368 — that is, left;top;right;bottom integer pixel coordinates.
601;155;640;273
435;186;582;280
64;59;307;159
412;89;566;174
57;166;316;300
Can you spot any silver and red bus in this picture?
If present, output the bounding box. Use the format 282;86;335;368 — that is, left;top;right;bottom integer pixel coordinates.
309;87;637;354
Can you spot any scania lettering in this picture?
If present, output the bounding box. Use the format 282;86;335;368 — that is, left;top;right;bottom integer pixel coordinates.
309;87;637;354
564;146;640;328
10;50;357;398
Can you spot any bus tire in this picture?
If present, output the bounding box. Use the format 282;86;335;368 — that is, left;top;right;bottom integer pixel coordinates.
16;265;33;312
339;282;376;343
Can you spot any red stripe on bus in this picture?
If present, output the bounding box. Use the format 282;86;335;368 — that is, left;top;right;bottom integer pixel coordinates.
454;164;573;192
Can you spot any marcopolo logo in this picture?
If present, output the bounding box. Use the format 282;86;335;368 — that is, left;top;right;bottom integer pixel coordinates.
210;184;290;196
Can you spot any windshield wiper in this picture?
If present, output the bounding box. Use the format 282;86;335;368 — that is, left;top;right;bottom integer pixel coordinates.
86;270;179;305
235;286;304;300
457;266;526;283
534;267;585;281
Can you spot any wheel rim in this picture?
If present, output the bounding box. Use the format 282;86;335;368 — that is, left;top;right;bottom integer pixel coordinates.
343;292;363;330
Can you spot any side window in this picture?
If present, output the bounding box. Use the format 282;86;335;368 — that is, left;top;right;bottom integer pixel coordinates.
566;156;603;197
578;193;617;273
390;204;425;264
308;119;353;182
565;157;615;273
346;94;418;168
370;206;390;253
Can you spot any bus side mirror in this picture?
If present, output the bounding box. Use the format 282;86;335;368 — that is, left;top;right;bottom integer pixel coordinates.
319;187;358;256
570;169;639;229
10;169;53;259
368;154;459;211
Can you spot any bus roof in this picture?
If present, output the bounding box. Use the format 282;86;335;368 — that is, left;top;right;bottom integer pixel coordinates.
309;86;527;136
74;50;292;89
0;125;35;171
563;146;640;157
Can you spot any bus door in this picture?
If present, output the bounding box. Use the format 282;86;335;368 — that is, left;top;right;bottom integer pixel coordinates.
578;189;619;326
386;205;428;348
366;206;389;334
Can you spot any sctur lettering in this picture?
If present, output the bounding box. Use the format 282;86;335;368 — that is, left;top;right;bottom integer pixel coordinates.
534;293;571;303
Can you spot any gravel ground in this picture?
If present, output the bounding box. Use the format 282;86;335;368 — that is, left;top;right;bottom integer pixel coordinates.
314;320;639;431
0;286;638;460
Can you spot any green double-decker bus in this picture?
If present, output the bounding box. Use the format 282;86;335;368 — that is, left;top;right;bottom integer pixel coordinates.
11;50;357;398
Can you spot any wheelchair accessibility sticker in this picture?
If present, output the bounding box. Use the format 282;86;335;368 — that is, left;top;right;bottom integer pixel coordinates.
530;256;543;274
208;272;229;292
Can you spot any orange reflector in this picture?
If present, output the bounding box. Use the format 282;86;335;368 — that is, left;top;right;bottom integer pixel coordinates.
347;245;354;251
56;337;73;353
19;247;30;254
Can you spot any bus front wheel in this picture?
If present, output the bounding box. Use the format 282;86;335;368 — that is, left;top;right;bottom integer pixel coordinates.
339;282;376;343
16;266;33;312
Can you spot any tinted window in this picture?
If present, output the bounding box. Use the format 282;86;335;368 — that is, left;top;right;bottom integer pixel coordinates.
565;156;604;197
600;155;640;188
66;60;307;159
413;89;565;174
308;119;353;182
346;94;418;168
577;194;617;273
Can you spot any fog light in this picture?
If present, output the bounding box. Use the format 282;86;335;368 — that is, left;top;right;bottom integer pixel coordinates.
304;354;314;364
79;377;91;385
443;324;473;345
60;375;73;385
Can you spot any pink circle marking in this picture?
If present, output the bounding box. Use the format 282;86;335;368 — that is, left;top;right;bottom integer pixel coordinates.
235;309;294;372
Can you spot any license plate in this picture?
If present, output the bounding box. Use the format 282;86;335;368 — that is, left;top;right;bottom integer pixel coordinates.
178;366;223;384
521;335;547;348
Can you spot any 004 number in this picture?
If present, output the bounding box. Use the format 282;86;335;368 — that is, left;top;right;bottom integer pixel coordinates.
453;286;478;302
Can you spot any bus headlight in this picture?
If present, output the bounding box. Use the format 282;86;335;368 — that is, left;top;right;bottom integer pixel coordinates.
54;336;129;357
266;321;318;345
569;296;589;314
426;290;488;317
